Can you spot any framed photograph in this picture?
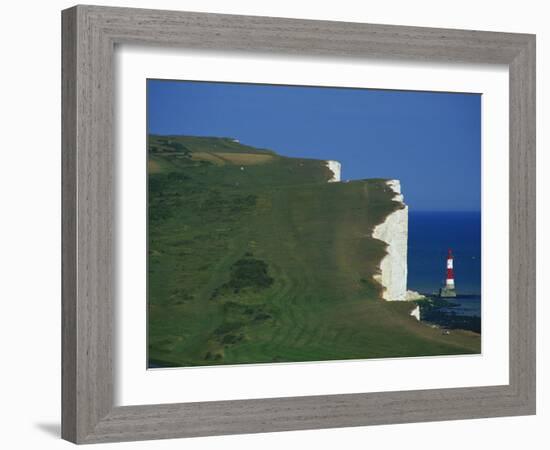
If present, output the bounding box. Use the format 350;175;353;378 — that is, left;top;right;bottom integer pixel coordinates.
62;5;536;444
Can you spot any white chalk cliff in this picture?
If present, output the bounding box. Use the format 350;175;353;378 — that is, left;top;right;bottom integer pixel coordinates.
371;180;425;302
325;160;341;182
410;304;421;321
372;180;409;301
325;170;421;303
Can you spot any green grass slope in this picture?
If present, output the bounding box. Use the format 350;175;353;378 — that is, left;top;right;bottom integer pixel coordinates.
147;135;480;367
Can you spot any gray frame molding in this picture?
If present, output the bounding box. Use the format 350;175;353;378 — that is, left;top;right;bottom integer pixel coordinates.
62;5;536;444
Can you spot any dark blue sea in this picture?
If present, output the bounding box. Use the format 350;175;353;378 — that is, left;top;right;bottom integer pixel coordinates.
408;211;481;318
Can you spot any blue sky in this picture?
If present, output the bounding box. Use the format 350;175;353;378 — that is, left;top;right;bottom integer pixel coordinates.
147;80;481;212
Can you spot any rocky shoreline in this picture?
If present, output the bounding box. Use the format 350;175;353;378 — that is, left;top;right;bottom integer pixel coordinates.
415;296;481;334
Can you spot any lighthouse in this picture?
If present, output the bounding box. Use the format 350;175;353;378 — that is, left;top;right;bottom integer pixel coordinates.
439;249;457;298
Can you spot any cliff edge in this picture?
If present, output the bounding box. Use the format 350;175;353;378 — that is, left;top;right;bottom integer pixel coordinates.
372;180;409;301
372;180;425;301
325;160;341;182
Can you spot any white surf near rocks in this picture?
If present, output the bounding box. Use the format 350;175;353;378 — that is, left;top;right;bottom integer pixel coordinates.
325;160;341;182
372;180;424;302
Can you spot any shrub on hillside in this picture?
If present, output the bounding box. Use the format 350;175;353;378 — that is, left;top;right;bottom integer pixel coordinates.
225;256;274;293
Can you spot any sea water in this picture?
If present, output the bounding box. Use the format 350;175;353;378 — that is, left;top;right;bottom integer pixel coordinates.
408;211;481;318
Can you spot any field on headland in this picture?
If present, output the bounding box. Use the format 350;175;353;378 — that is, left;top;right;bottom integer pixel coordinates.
147;135;480;367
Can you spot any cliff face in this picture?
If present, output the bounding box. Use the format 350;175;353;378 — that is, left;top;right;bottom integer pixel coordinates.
372;180;409;301
325;160;341;182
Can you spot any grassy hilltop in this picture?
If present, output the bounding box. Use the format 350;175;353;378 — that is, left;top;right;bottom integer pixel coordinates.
147;135;480;367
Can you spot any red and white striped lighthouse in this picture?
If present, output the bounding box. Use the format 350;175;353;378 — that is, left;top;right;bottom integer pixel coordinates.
446;248;455;289
440;248;457;297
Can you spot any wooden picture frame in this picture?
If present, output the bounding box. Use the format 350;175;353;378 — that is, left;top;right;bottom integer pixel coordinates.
62;5;536;444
